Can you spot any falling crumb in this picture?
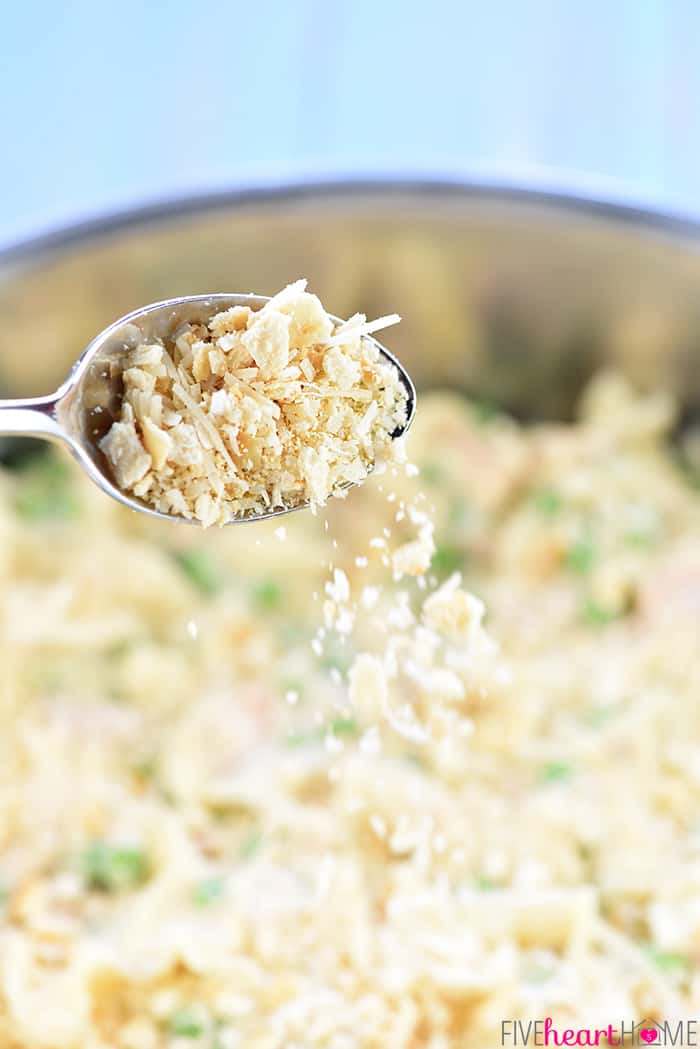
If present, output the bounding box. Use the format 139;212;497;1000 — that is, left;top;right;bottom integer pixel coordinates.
361;586;380;609
392;527;435;579
369;814;388;839
335;608;355;635
422;574;485;643
359;726;382;756
349;652;388;721
325;568;350;605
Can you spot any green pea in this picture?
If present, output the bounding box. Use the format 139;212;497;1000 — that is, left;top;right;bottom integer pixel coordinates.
252;578;283;610
15;454;79;521
431;545;464;577
565;537;596;574
580;598;620;628
81;841;149;892
193;877;225;906
169;1007;208;1038
531;487;563;517
540;761;573;784
239;830;264;861
173;549;222;596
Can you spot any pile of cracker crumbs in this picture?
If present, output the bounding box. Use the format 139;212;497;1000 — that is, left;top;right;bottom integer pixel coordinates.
100;280;408;526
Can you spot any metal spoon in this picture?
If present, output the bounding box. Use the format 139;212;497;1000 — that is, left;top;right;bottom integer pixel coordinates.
0;294;416;524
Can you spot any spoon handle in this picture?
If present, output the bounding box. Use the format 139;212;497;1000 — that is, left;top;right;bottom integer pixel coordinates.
0;393;67;443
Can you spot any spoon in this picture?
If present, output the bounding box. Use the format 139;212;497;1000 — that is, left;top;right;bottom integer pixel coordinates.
0;294;417;524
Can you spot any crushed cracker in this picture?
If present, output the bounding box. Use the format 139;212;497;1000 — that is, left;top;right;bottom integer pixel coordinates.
100;282;407;525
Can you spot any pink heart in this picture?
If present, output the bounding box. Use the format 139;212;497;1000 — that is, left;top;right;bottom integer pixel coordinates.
640;1030;657;1045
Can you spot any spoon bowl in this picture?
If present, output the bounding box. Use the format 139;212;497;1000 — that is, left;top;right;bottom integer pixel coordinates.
0;295;416;524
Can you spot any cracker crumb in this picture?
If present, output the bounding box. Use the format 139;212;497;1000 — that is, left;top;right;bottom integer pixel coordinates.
349;653;388;720
392;527;435;579
422;574;485;643
100;403;151;489
325;568;350;604
100;282;407;525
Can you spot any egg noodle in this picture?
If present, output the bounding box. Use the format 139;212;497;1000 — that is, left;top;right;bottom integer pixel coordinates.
0;367;699;1047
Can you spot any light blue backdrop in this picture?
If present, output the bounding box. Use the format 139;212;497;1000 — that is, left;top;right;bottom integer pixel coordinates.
2;0;699;244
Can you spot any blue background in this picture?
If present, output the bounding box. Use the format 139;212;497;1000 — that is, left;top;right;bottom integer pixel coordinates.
2;1;699;244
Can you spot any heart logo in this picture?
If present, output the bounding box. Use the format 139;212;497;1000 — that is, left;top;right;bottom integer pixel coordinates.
640;1030;658;1044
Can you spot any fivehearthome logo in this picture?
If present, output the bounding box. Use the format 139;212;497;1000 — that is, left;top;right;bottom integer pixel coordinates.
500;1017;699;1046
